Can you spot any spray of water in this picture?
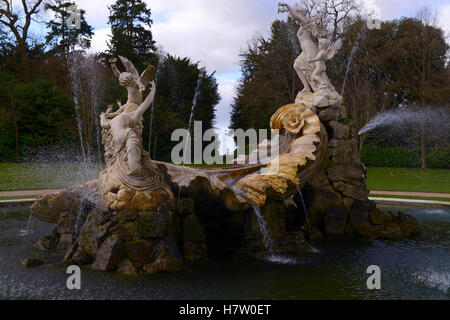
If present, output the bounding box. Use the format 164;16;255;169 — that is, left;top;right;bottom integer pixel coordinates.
336;28;365;122
358;107;450;136
148;82;157;154
19;215;35;237
68;53;106;177
295;186;312;239
182;71;204;163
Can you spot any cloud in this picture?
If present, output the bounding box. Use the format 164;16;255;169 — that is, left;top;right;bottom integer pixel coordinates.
150;0;277;74
438;4;450;36
89;28;111;53
215;78;238;129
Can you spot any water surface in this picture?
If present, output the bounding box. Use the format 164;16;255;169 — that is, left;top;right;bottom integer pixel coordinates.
0;203;448;299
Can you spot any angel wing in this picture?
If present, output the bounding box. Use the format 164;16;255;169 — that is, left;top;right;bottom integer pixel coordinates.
140;65;156;87
118;56;140;79
326;38;342;60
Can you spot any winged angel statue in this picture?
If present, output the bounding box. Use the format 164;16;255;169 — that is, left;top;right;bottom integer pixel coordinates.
99;56;166;195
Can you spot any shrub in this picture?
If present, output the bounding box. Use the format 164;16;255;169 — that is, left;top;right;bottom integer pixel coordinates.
361;145;449;168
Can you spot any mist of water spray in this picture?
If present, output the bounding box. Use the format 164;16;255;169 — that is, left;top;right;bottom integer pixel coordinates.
182;71;204;163
358;107;450;136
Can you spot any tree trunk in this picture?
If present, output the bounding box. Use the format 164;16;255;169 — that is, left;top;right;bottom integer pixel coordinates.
18;41;31;82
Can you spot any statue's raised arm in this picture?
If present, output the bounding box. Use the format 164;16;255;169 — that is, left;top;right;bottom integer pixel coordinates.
278;2;307;23
109;58;121;78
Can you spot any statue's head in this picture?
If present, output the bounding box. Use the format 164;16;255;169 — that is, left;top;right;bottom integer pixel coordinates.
295;8;308;18
119;72;146;92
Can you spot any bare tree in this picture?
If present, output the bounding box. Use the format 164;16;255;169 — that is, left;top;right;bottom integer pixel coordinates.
0;0;44;81
298;0;360;40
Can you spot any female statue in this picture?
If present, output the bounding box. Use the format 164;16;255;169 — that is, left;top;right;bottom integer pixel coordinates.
99;57;165;194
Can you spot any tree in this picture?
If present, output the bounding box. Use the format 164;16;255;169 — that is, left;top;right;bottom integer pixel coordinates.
297;0;359;40
230;3;449;169
45;0;94;58
230;19;300;131
146;54;220;161
106;0;157;71
0;0;44;81
0;73;76;161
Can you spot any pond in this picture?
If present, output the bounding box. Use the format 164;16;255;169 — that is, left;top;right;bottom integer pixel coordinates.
0;203;448;299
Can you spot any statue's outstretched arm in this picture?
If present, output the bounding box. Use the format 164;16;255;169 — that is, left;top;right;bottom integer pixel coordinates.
109;58;121;78
132;81;156;123
100;105;113;128
279;3;305;24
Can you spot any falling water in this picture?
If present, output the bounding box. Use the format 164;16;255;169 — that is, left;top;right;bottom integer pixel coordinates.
92;84;102;165
182;71;204;163
340;32;363;97
19;216;34;236
295;185;312;239
251;206;298;264
336;30;364;122
252;206;275;252
148;83;157;153
73;95;88;169
68;56;89;179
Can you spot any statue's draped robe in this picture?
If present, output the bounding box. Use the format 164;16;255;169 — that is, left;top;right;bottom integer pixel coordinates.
100;115;165;194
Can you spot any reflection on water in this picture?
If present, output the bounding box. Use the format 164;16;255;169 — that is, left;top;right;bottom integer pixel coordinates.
0;203;448;300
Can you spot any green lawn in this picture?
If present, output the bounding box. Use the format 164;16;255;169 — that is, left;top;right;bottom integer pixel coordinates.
0;162;224;191
1;163;449;195
366;167;450;193
0;195;38;200
369;194;450;202
0;162;103;191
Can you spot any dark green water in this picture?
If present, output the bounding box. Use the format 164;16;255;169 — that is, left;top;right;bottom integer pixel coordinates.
0;203;448;300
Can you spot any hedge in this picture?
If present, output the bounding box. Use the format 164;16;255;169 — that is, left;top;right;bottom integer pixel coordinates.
361;145;450;168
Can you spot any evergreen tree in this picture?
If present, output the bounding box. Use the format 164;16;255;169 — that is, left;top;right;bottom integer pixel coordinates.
230;19;300;131
143;54;220;161
106;0;157;71
45;0;94;57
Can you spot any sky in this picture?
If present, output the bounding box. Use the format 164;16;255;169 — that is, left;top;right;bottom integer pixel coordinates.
31;0;450;153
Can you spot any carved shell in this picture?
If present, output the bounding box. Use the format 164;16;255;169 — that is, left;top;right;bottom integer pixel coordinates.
270;103;319;135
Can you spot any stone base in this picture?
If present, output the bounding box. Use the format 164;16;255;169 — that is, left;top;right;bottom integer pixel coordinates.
301;102;420;240
104;187;174;211
295;90;343;112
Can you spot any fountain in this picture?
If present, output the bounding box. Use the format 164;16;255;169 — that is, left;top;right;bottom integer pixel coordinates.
27;5;421;275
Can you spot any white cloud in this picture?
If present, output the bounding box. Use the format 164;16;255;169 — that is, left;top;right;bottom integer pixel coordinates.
89;28;111;54
215;78;238;154
438;4;450;36
215;79;237;129
150;0;277;74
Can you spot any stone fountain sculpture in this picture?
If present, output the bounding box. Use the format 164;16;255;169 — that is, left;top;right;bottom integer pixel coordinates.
29;6;420;274
99;56;172;211
278;2;343;111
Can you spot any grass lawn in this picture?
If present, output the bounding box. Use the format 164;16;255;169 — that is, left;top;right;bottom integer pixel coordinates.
0;162;226;191
366;167;450;194
0;195;38;201
0;162;103;191
1;163;449;196
369;194;450;202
